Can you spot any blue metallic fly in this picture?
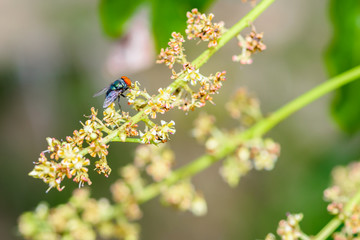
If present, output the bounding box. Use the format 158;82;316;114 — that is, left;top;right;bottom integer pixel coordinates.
93;76;132;109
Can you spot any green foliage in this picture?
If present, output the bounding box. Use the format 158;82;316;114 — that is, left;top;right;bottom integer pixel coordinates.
99;0;145;37
99;0;214;50
326;0;360;133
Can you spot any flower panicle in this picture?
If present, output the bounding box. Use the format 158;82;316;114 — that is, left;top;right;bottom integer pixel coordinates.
29;105;142;192
156;8;225;70
276;213;304;240
111;144;206;220
322;162;360;238
29;141;93;193
18;188;140;240
157;32;186;69
225;88;263;127
154;10;227;113
185;8;225;48
160;181;207;216
128;84;177;118
177;65;227;112
134;144;175;182
232;28;266;65
139;120;176;144
264;213;305;240
219;138;280;187
192;112;216;143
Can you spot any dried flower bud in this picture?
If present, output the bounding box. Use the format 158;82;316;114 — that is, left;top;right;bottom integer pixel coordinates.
233;29;266;64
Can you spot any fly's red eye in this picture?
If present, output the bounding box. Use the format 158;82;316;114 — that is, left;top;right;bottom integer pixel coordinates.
121;76;132;86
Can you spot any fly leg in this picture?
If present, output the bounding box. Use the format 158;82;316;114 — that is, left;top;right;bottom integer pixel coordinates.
120;93;129;106
117;97;122;112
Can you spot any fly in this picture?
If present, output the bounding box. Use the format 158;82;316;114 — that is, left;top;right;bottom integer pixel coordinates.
93;76;132;109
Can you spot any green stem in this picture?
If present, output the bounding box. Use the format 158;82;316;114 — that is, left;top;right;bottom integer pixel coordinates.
299;231;311;240
241;65;360;138
312;217;342;240
111;137;142;143
137;65;360;203
313;188;360;240
142;117;156;128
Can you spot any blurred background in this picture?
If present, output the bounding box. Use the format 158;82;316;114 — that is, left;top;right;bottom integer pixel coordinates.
1;0;359;239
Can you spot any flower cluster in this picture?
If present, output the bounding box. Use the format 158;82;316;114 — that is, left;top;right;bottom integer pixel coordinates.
185;8;225;48
113;144;207;217
225;88;263;127
29;105;140;192
183;63;206;86
155;10;228;114
18;188;140;240
189;88;279;187
111;166;143;221
102;105;130;128
270;213;304;240
22;145;177;239
178;66;227;111
161;181;207;216
323;162;360;238
220;138;280;187
324;162;360;213
20;142;207;240
192;112;216;143
32;144;178;240
232;29;266;64
139;120;176;144
127;82;178;120
143;87;177;118
157;32;186;68
126;81;150;111
30;138;95;192
245;30;266;53
117;144;207;216
134;144;174;182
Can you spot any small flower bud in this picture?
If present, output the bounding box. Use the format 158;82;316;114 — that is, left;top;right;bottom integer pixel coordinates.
191;193;207;216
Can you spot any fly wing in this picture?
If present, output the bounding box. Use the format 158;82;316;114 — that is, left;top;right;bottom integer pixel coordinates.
103;90;119;108
93;87;108;97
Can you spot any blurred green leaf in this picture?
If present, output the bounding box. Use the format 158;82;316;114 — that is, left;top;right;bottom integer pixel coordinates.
99;0;214;51
326;0;360;133
99;0;145;37
150;0;214;50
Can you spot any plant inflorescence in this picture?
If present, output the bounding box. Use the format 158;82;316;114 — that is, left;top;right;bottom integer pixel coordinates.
19;0;360;239
21;3;274;238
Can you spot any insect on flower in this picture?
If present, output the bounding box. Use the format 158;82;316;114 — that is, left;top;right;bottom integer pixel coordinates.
93;76;132;109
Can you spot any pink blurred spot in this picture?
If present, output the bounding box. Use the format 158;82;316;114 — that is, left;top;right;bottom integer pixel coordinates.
106;8;155;75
